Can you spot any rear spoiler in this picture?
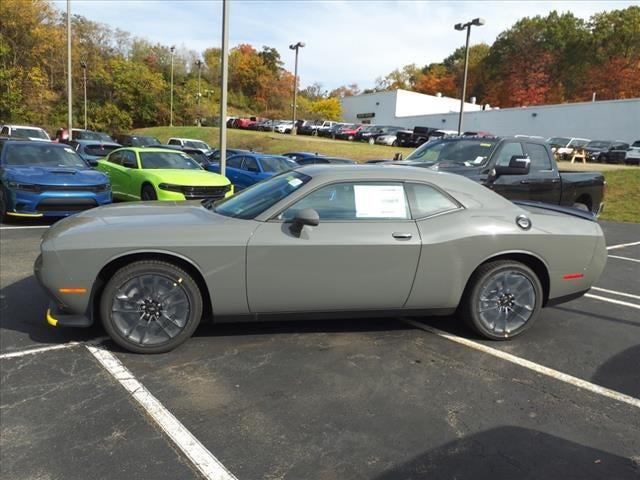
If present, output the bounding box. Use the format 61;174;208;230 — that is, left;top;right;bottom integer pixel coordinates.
512;200;597;222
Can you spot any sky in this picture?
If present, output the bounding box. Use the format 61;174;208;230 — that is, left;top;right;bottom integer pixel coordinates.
53;0;638;90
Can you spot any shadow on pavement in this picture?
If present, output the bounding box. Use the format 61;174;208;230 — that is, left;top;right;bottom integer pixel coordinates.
554;305;640;329
592;345;640;399
0;276;102;349
373;426;637;480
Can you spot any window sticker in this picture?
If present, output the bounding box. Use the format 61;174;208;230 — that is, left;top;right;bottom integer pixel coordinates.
354;185;406;218
288;177;303;187
64;147;75;153
480;143;492;147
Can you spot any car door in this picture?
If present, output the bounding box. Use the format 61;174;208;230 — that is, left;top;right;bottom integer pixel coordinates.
100;151;128;199
523;142;561;204
224;156;247;189
490;141;529;200
246;181;421;313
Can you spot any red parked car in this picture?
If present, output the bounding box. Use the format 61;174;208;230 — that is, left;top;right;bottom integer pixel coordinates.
335;124;364;141
232;117;257;129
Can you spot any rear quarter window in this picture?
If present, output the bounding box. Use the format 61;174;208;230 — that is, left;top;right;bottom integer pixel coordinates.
407;183;460;218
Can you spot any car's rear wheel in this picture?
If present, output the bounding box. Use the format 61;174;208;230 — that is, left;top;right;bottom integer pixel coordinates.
392;140;398;147
461;260;542;340
141;184;157;201
100;260;203;353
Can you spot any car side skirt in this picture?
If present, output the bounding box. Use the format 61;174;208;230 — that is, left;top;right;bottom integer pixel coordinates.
212;308;457;324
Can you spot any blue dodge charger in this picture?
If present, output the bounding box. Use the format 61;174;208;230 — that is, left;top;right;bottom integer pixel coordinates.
0;139;112;220
207;152;298;191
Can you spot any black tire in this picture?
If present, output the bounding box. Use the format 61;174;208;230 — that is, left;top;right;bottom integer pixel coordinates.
100;260;203;353
0;188;8;223
392;140;398;147
141;184;157;201
460;260;543;340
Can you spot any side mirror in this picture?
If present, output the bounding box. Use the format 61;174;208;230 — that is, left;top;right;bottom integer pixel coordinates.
494;155;530;177
290;208;319;235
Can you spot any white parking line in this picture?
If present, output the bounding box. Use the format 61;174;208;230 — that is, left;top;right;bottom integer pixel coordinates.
608;254;640;264
584;293;640;310
607;241;640;250
591;286;640;301
0;225;50;230
0;337;107;360
403;319;640;409
86;345;237;480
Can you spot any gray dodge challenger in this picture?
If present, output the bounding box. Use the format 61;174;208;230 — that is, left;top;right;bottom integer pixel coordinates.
35;165;607;353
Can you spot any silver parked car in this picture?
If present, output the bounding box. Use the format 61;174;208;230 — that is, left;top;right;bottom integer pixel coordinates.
36;165;607;353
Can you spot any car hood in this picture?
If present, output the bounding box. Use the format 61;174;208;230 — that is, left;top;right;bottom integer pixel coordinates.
4;166;107;186
43;201;241;243
143;169;230;186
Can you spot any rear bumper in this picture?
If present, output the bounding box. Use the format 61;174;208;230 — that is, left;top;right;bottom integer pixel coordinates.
6;188;111;217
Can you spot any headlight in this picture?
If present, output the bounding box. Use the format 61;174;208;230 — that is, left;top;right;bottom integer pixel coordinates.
7;181;39;192
158;183;183;192
97;183;111;192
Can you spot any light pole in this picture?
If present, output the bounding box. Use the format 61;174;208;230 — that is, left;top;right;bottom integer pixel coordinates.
195;59;203;127
289;41;305;135
170;45;175;127
454;17;485;135
81;60;87;130
219;0;230;177
66;0;73;140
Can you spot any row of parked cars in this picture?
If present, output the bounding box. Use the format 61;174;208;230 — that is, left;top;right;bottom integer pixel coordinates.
0;124;359;221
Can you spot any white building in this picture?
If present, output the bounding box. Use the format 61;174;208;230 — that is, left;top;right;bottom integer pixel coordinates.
341;89;481;126
341;89;640;143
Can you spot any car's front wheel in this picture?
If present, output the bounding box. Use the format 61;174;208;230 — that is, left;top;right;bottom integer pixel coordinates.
141;184;157;201
460;260;542;340
100;260;203;353
0;188;8;223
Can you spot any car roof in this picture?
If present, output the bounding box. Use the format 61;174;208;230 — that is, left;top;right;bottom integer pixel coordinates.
71;139;120;146
121;147;187;153
169;137;208;142
2;124;47;129
2;139;66;147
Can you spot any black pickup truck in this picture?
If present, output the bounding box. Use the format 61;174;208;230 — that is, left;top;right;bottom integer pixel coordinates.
395;136;605;213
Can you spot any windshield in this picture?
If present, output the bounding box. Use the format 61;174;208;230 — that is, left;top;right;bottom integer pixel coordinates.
73;130;101;140
547;137;570;147
213;171;311;219
84;144;120;157
633;141;640;147
186;151;209;166
406;138;499;165
139;151;201;170
2;143;88;168
12;127;49;140
260;156;298;173
184;140;209;150
586;141;611;149
97;133;115;142
132;136;161;147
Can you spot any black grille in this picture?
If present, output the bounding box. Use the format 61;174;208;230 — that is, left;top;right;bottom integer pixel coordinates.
34;184;109;193
36;197;98;212
182;185;230;200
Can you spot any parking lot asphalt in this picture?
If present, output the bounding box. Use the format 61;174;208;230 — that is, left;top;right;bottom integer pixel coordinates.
1;219;639;479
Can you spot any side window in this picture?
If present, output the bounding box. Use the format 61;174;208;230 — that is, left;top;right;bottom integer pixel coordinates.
1;127;9;135
227;156;243;169
407;183;459;218
168;139;180;145
494;142;524;167
281;182;410;221
122;154;138;168
526;143;552;171
108;151;122;165
244;156;260;173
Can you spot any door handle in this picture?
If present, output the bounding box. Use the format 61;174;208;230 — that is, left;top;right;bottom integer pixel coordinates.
520;180;530;184
392;232;412;239
551;178;560;183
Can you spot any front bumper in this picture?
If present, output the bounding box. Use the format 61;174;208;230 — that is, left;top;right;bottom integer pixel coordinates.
6;188;112;217
34;254;93;328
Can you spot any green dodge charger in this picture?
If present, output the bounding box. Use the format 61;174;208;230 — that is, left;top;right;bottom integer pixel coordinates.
97;147;233;201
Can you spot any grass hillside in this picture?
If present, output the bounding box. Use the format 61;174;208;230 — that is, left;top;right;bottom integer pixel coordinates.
136;126;414;161
135;126;639;223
